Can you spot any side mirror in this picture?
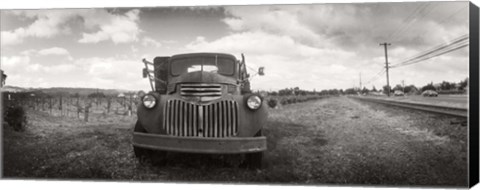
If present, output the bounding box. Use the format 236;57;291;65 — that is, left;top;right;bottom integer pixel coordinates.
142;68;148;78
258;67;265;76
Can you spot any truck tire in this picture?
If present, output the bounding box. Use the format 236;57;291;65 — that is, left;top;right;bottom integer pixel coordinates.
133;121;167;166
245;152;263;169
244;130;263;169
133;121;149;163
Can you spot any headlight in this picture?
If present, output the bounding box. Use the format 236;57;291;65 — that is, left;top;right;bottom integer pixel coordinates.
246;95;262;110
142;94;156;109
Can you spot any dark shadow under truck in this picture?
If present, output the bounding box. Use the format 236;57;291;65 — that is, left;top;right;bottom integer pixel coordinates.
132;52;267;168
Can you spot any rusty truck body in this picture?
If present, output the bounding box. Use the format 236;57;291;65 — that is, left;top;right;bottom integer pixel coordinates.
132;52;267;167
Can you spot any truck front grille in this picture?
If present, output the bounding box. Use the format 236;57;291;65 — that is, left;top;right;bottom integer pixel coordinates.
164;99;238;137
180;84;222;100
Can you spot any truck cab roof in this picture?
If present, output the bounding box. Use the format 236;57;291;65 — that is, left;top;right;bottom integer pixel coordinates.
170;52;237;61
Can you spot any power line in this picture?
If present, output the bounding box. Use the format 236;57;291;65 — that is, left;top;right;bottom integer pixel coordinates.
387;3;427;40
393;42;469;68
364;69;386;85
390;34;469;68
390;2;433;41
393;34;468;65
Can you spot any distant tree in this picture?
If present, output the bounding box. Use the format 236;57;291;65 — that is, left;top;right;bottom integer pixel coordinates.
361;87;369;94
404;85;418;94
71;92;80;98
279;88;293;96
392;84;403;91
293;87;300;96
329;89;340;95
421;82;436;91
344;88;356;95
88;92;106;98
440;81;454;91
372;86;377;92
268;91;278;96
459;78;468;90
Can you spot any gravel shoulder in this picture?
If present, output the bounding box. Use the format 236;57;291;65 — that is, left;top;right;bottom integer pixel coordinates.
2;96;468;187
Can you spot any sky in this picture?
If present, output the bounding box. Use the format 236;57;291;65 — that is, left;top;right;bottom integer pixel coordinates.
0;1;470;92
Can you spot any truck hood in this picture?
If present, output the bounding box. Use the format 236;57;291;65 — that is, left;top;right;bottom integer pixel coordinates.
169;71;237;85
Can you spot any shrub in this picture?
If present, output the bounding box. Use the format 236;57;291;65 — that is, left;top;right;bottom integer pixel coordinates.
267;99;278;108
4;105;27;131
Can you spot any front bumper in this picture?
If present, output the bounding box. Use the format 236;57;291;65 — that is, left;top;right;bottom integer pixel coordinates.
132;132;267;154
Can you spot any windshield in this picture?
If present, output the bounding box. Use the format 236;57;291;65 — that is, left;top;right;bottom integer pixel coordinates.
171;57;235;76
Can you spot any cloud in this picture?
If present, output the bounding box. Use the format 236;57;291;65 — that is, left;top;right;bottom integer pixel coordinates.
1;28;27;46
1;10;78;46
183;2;468;90
185;31;356;90
222;3;468;52
78;9;141;44
1;9;141;46
74;57;148;90
223;5;323;46
141;37;162;47
38;47;70;56
1;54;148;90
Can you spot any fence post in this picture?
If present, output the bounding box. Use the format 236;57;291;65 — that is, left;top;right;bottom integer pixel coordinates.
76;97;81;119
59;96;63;117
49;97;52;115
84;101;91;122
128;95;132;116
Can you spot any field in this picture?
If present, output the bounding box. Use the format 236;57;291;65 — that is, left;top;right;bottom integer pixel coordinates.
2;96;468;187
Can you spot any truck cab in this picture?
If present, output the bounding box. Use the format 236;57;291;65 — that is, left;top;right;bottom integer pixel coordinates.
133;53;267;168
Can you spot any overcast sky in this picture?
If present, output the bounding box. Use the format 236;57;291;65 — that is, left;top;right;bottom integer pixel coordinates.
0;1;470;91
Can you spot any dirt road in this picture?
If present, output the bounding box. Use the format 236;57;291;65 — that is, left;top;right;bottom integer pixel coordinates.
2;96;467;187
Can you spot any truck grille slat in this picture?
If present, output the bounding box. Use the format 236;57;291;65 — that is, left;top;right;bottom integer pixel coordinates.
223;102;227;137
227;101;231;136
180;84;222;100
214;103;218;137
164;99;238;137
233;101;237;136
181;92;222;96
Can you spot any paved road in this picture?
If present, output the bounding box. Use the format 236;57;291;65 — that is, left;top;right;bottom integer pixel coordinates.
374;95;468;108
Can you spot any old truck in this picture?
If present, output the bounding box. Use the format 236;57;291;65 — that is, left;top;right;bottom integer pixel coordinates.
132;52;267;168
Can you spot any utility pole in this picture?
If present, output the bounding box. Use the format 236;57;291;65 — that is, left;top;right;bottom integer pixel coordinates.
380;43;391;97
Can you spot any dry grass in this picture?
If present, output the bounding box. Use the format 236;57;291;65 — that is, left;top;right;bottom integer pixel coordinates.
2;97;468;187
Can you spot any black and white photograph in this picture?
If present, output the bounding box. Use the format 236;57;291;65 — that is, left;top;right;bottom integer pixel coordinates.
1;0;479;189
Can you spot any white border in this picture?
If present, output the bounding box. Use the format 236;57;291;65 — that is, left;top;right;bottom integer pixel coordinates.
1;0;478;190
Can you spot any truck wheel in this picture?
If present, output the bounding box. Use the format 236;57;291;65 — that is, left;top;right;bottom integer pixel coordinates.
133;121;150;163
245;152;263;169
132;121;167;166
244;130;263;169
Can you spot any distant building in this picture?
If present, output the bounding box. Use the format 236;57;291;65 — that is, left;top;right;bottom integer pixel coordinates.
118;93;125;98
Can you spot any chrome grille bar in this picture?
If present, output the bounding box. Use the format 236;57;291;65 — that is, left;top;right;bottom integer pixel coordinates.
164;99;238;138
180;84;222;98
